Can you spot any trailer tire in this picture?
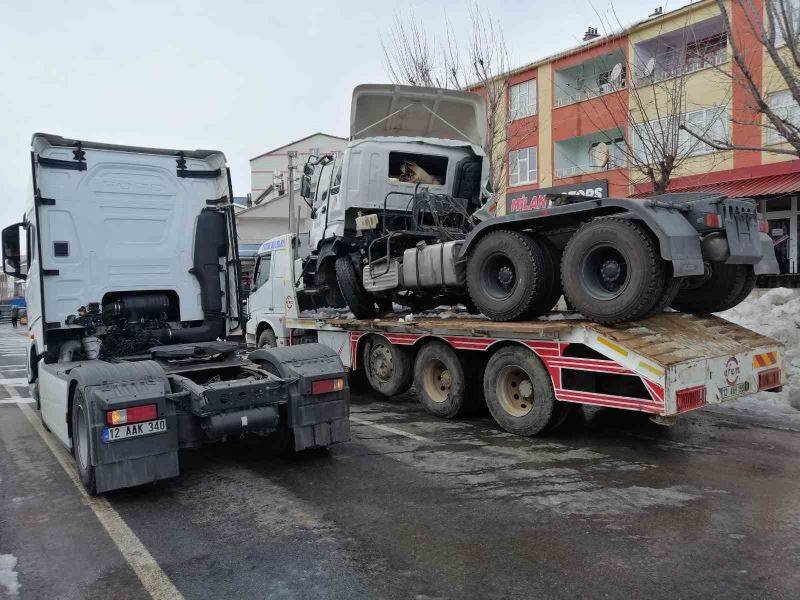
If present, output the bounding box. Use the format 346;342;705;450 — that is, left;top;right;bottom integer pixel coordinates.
466;230;551;321
670;263;751;314
414;341;480;418
71;387;97;495
335;256;376;319
363;336;413;396
562;218;667;323
484;346;555;436
529;234;563;314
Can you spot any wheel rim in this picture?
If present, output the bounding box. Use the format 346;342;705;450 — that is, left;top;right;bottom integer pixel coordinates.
369;343;394;382
421;358;452;403
496;365;534;417
76;405;90;470
480;252;517;301
579;244;631;300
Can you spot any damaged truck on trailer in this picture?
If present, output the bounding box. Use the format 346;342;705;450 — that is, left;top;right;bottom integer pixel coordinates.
1;134;349;495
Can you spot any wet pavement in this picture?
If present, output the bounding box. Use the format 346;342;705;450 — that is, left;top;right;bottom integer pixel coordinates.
1;323;799;599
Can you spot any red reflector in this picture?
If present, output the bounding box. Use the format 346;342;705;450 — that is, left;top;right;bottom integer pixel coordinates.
311;378;345;395
758;368;781;390
106;404;158;426
705;213;721;228
757;219;770;234
676;386;707;412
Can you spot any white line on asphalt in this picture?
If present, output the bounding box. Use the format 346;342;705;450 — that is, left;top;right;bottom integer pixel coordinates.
17;403;184;600
349;415;433;443
0;378;27;385
0;399;33;404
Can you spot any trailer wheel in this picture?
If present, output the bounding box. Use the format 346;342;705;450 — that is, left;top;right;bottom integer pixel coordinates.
71;387;97;495
335;256;376;319
413;341;480;418
363;336;413;396
670;263;752;313
484;346;555;436
466;230;551;321
561;218;667;323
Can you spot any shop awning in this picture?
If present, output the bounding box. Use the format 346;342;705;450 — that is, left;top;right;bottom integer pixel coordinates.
632;171;800;198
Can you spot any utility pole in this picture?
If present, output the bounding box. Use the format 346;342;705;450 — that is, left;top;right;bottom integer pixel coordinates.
287;150;298;233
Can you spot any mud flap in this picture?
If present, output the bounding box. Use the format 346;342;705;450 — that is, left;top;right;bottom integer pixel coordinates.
248;344;350;451
72;361;179;494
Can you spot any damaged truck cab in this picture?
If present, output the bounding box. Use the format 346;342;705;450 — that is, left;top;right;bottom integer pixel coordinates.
1;134;349;495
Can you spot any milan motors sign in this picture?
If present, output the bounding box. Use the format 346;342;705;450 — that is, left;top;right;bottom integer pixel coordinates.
506;180;609;213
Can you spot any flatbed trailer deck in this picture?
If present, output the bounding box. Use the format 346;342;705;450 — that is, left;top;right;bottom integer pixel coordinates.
285;311;784;430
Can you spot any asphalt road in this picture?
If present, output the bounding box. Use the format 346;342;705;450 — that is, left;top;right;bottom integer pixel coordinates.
1;323;799;599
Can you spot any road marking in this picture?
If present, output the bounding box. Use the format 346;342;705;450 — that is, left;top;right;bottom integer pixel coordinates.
349;415;433;443
0;399;34;404
0;378;27;385
17;403;184;600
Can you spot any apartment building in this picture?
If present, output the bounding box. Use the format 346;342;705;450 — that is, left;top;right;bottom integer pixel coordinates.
491;0;800;283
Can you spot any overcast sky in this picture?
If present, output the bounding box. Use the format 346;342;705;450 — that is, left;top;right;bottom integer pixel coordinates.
0;0;692;227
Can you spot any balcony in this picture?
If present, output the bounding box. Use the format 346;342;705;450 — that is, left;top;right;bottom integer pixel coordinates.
554;50;627;108
632;17;728;86
554;129;626;180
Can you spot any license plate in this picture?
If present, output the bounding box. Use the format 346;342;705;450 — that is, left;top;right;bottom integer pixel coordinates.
719;382;750;399
102;419;167;443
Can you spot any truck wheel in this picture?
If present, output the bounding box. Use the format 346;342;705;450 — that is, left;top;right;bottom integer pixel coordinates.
484;346;555;436
670;263;752;313
363;336;413;396
413;341;480;418
71;387;97;495
529;234;563;314
257;328;277;348
335;256;376;319
561;218;667;323
466;230;551;321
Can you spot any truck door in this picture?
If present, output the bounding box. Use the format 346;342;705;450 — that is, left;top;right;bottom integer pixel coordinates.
250;252;274;314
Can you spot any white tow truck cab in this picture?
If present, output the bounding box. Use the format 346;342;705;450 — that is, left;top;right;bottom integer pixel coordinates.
248;232;785;436
2;135;349;495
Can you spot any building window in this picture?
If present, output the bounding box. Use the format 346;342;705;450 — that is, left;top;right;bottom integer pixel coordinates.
510;79;537;120
633;107;728;160
509;146;538;186
773;0;800;46
766;90;800;145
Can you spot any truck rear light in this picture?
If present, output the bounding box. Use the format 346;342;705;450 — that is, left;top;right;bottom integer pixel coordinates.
758;368;781;390
107;404;157;426
311;378;345;395
704;213;721;228
676;385;706;412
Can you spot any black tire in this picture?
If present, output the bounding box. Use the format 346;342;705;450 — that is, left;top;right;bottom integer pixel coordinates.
545;401;578;433
529;234;563;314
71;388;97;495
413;341;481;418
466;230;551;321
335;256;376;319
363;336;413;396
641;266;682;319
670;263;752;314
376;296;394;315
257;328;277;348
561;217;668;324
484;346;555;436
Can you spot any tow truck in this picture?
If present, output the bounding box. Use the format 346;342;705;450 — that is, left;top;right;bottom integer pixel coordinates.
247;232;785;436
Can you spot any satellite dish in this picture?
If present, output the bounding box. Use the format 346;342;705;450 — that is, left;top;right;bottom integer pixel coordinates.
610;62;623;83
590;142;610;168
644;57;656;78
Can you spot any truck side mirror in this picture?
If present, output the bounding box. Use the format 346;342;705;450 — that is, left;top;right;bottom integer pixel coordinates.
300;174;313;199
2;223;26;280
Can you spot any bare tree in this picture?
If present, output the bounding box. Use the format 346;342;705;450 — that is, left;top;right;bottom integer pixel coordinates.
682;0;800;157
382;6;535;194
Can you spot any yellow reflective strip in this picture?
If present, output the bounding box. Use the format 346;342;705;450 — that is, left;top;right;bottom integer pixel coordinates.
597;336;629;357
638;361;664;377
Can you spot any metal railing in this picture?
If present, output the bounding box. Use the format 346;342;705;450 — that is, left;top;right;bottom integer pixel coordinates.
554;160;625;179
634;46;727;86
554;77;626;108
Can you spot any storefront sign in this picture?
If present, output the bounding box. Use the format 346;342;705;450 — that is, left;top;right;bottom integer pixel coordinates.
506;180;609;213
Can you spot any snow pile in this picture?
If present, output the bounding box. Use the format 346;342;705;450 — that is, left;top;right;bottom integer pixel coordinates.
719;288;800;412
0;554;19;596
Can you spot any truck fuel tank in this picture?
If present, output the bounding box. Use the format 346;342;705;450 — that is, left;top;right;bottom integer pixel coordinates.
402;241;465;290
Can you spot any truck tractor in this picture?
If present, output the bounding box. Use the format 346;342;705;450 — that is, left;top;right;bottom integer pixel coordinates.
1;134;349;495
295;84;779;324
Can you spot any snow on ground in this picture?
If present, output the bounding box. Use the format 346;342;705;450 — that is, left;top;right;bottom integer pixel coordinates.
0;554;19;597
719;288;800;413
